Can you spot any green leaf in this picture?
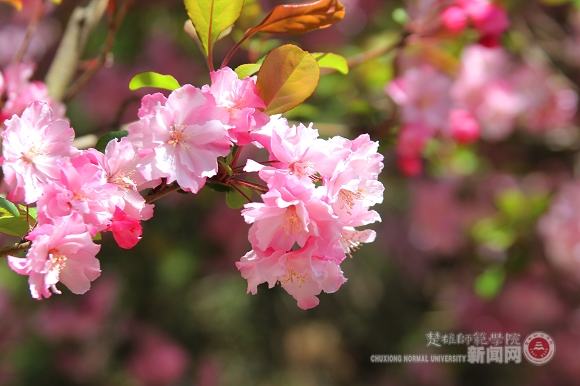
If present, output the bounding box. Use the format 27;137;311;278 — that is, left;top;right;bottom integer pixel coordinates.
93;232;102;241
129;72;181;91
0;197;19;218
0;216;29;237
256;44;320;115
184;0;245;58
312;52;348;74
392;7;409;25
474;266;506;300
472;218;516;251
95;130;129;153
238;51;346;80
496;189;526;221
206;182;232;193
226;186;252;209
235;63;262;79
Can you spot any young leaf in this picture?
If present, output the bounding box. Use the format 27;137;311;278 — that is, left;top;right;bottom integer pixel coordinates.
0;216;29;237
184;0;245;58
243;0;344;39
95;130;129;153
474;266;506;300
129;72;181;91
311;52;348;74
256;44;320;115
226;186;252;209
0;197;19;218
235;63;262;78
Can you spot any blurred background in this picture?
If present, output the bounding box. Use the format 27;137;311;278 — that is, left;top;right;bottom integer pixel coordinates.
1;0;580;385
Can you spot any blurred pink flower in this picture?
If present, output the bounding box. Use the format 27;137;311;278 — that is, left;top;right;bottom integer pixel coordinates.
386;64;453;131
0;62;64;122
128;329;189;386
447;108;480;144
538;182;580;283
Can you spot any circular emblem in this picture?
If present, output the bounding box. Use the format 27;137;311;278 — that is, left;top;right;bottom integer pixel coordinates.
523;332;555;365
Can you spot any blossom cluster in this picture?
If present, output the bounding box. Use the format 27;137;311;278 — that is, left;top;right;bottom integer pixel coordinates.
386;44;578;175
237;116;384;309
441;0;509;47
1;66;384;308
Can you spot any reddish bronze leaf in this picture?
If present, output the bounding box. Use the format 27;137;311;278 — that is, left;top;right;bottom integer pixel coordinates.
0;0;23;11
107;0;117;20
245;0;345;37
256;44;320;115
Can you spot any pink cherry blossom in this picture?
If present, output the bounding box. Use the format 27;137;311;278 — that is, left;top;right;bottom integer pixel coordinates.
107;207;143;249
1;101;78;203
236;238;347;310
83;137;153;221
127;85;231;193
323;135;384;227
242;172;341;255
7;213;101;300
36;157;117;235
202;67;269;145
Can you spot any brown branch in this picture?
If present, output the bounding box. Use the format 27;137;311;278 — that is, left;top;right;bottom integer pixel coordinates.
144;182;182;204
0;241;31;259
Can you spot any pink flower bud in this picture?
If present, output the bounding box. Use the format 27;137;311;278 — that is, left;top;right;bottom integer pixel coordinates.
470;3;509;37
398;155;423;177
441;6;468;34
109;207;142;249
449;109;480;144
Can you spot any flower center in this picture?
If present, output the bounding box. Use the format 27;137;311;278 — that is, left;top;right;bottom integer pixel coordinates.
167;124;192;149
280;268;307;287
338;189;364;214
49;249;67;273
20;142;46;164
282;206;303;236
111;171;137;191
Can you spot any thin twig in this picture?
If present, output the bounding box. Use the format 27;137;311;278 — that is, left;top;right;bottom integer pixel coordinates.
230;183;252;203
63;0;133;102
229;178;268;194
11;0;45;64
229;145;243;168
